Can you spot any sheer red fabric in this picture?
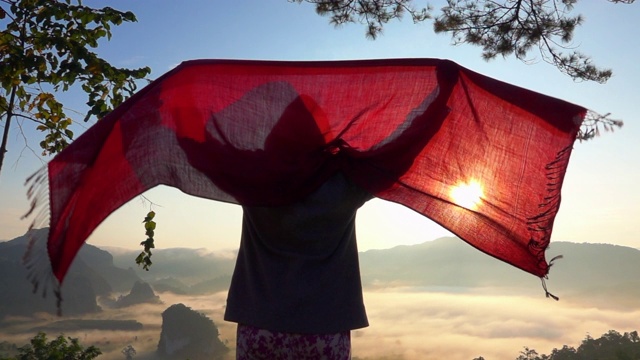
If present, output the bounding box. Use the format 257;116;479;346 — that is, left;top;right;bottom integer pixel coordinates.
25;59;586;287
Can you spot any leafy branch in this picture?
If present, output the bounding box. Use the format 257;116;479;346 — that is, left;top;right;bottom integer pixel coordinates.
292;0;636;83
577;111;624;141
433;0;614;83
136;211;156;271
288;0;432;39
0;0;151;177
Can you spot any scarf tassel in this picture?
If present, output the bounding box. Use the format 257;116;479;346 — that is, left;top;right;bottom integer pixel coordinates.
21;165;64;316
540;255;563;301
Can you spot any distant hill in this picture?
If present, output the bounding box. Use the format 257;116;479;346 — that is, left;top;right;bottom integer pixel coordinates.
109;247;236;285
537;241;640;308
359;237;640;308
32;319;143;332
112;281;162;308
2;231;639;318
0;229;141;318
109;247;236;294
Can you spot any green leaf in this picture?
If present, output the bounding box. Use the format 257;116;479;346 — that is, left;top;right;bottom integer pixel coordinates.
137;210;158;270
144;220;156;231
143;210;156;222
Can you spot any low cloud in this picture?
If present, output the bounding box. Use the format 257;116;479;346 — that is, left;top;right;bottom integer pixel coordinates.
353;288;640;360
1;289;637;360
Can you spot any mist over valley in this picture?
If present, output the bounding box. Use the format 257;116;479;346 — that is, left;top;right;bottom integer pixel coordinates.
1;230;639;359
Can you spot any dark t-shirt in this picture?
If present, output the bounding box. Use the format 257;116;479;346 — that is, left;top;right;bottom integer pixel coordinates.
224;172;373;334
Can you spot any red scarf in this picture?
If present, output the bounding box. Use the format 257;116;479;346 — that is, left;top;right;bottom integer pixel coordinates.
24;59;586;294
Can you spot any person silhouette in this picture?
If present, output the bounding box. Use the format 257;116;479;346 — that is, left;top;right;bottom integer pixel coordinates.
176;82;373;358
175;80;441;359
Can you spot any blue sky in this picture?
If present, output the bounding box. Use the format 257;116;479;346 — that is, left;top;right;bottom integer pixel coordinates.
1;0;638;254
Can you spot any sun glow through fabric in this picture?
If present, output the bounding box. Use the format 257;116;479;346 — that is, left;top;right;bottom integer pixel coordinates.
450;180;484;211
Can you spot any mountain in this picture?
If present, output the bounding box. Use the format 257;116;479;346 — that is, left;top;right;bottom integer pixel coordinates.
0;230;236;319
157;303;228;360
113;281;162;308
109;247;236;285
2;231;639;318
359;237;640;308
0;229;141;317
537;241;640;308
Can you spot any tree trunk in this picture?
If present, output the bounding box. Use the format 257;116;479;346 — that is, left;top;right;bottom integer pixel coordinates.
0;85;17;179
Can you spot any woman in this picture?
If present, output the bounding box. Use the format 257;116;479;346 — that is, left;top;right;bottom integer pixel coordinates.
225;172;372;359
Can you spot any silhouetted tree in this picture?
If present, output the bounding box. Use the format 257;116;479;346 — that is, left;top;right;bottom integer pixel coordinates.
121;344;136;360
516;347;541;360
514;329;640;360
0;332;101;360
546;345;577;360
289;0;431;39
290;0;636;83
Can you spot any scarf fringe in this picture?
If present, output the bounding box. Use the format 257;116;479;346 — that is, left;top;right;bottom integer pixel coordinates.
527;112;594;292
541;277;559;301
577;110;624;141
539;252;564;301
21;166;63;316
526;144;573;273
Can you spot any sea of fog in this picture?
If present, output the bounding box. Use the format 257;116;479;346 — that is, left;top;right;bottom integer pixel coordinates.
1;288;638;360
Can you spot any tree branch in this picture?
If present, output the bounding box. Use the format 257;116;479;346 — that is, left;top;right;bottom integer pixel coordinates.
0;85;17;177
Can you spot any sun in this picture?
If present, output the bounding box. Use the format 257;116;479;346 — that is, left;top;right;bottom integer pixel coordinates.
450;180;484;210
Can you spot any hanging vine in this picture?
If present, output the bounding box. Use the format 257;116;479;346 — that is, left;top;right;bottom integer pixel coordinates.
136;211;156;271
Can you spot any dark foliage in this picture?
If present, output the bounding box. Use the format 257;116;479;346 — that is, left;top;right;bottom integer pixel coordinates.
473;329;640;359
291;0;635;83
0;332;101;360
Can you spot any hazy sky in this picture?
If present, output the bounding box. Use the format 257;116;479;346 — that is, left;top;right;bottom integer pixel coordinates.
1;0;638;255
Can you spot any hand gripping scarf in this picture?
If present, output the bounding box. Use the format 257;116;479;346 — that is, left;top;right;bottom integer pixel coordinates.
24;58;592;304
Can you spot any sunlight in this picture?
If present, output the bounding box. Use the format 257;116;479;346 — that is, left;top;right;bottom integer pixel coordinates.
450;180;484;211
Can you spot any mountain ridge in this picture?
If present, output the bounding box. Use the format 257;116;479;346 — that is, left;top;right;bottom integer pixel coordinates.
1;231;639;318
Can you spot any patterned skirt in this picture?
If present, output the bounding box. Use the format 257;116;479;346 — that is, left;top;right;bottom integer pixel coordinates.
236;324;351;360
